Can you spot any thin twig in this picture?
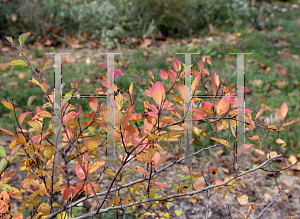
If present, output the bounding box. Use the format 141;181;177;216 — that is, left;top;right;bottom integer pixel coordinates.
256;187;286;219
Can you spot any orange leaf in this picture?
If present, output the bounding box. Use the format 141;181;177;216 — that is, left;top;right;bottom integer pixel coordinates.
151;82;166;107
122;105;134;129
19;112;32;128
198;60;204;70
248;135;259;140
207;58;212;66
129;166;148;175
210;137;232;149
153;182;168;189
0;128;14;136
283;118;300;127
75;163;90;180
193;180;205;190
32;111;52;120
90;160;105;174
129;113;142;121
280;102;288;121
217;97;230;116
276;139;286;147
172;59;181;72
62;188;74;200
255;106;266;120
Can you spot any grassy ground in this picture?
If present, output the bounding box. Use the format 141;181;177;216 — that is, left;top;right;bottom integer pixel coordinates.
0;2;299;159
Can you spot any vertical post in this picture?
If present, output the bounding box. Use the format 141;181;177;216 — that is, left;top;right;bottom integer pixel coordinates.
46;52;70;165
98;52;123;170
229;53;253;172
176;53;198;168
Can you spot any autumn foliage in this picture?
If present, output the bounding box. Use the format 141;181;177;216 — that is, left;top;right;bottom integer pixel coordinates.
0;32;299;219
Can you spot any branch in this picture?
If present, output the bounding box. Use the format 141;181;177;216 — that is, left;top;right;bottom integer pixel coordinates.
65;155;282;219
256;186;286;219
45;142;222;219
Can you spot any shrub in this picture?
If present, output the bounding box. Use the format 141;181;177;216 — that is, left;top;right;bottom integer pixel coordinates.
0;32;299;218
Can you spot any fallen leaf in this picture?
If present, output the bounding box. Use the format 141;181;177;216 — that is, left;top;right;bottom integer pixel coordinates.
237;194;248;205
11;14;17;22
71;43;83;49
139;39;152;49
226;34;236;41
274;26;283;31
85;57;91;65
250;79;263;87
275;80;288;88
236;32;242;37
257;61;266;70
0;63;8;70
276;67;286;76
62;55;76;63
280;48;290;56
18;72;25;79
7;81;18;87
225;56;234;62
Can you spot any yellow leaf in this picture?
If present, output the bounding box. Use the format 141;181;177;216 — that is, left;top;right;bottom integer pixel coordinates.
252;148;265;155
84;141;99;151
10;187;22;200
27;120;42;132
210;137;232;149
220;190;226;199
1;99;14;111
288;155;298;165
167;125;184;131
57;212;68;219
38;203;50;214
44;146;55;158
267;151;278;159
129;80;133;96
236;32;242;37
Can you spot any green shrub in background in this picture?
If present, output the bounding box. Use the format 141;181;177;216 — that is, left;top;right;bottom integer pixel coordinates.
0;0;285;45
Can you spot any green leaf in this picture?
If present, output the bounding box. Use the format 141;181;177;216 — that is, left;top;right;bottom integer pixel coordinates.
166;202;171;210
7;155;18;163
18;32;32;47
248;196;256;202
0;158;8;173
175;208;182;217
27;95;37;107
11;144;22;155
0;184;12;192
40;61;51;72
5;36;13;44
10;59;28;67
0;146;6;158
42;102;53;109
19;51;26;57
